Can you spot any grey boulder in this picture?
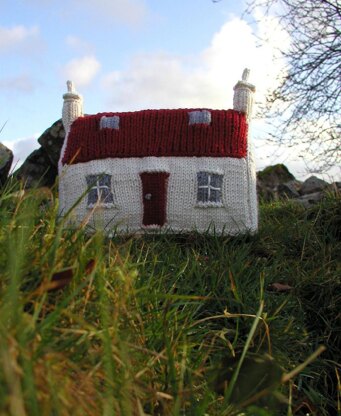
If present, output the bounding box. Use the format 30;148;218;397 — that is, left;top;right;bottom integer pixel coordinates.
0;142;13;186
300;176;329;195
38;119;65;167
14;119;65;188
14;147;58;188
257;164;296;201
277;180;301;199
294;192;325;208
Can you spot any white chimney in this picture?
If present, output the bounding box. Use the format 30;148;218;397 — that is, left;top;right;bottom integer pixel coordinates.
233;69;256;121
62;81;83;134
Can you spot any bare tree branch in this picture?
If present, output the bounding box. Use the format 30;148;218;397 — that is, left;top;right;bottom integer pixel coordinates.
244;0;341;169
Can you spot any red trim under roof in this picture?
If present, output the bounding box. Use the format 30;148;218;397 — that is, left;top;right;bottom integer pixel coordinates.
62;109;248;165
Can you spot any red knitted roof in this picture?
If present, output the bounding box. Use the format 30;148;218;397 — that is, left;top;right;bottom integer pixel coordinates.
62;109;248;165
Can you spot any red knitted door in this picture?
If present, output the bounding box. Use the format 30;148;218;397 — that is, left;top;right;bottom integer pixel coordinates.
140;172;170;227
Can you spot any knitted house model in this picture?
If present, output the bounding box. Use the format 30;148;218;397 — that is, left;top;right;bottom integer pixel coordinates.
58;69;258;234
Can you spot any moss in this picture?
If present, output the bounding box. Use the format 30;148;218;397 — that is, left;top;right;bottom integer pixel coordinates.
257;164;295;181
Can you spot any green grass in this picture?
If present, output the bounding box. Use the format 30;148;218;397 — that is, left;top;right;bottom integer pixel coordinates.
0;179;340;415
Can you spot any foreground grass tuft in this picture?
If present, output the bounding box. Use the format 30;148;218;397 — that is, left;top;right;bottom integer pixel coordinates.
0;181;340;415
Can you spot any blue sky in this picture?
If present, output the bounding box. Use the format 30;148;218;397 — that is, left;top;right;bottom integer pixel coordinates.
1;0;339;180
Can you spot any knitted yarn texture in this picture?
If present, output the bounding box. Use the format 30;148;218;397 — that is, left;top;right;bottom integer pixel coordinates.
62;109;248;165
59;73;258;235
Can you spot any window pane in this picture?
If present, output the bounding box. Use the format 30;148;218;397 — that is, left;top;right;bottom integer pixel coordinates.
86;175;97;187
99;187;113;203
189;110;211;125
197;187;209;203
99;174;111;187
88;188;99;205
197;172;223;205
197;171;209;186
210;188;222;203
210;174;223;188
86;174;114;206
104;191;114;204
100;115;120;130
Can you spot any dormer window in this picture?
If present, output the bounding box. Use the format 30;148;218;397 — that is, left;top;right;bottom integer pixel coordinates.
86;174;114;207
100;115;120;130
188;110;211;125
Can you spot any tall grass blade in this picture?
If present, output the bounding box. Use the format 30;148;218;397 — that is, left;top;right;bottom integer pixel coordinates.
223;299;265;405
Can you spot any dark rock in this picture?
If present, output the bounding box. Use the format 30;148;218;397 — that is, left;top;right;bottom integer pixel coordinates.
14;147;58;188
277;180;301;199
256;182;274;201
256;166;333;205
38;119;65;167
257;164;295;187
13;119;65;188
300;176;328;195
257;164;296;201
0;142;13;186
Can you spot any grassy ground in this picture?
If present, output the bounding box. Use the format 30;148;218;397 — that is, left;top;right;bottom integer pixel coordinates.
0;180;340;416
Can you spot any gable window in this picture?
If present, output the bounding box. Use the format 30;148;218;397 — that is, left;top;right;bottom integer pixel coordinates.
100;115;120;130
188;110;211;125
86;174;114;207
197;171;223;206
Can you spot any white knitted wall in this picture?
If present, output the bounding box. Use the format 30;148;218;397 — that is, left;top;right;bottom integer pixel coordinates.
245;141;258;230
59;156;257;235
233;69;258;230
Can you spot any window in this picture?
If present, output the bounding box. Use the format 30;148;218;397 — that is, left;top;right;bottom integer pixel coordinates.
197;172;223;205
86;174;114;207
100;115;120;130
188;110;211;125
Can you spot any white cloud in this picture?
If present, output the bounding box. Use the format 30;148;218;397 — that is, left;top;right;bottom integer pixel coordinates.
3;135;40;170
98;15;340;180
0;74;38;94
0;25;40;53
253;131;341;181
101;52;218;109
202;16;288;103
100;16;288;111
61;55;101;87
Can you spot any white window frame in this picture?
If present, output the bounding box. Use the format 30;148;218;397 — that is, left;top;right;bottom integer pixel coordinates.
188;110;211;125
86;174;115;208
99;115;120;130
196;171;224;207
